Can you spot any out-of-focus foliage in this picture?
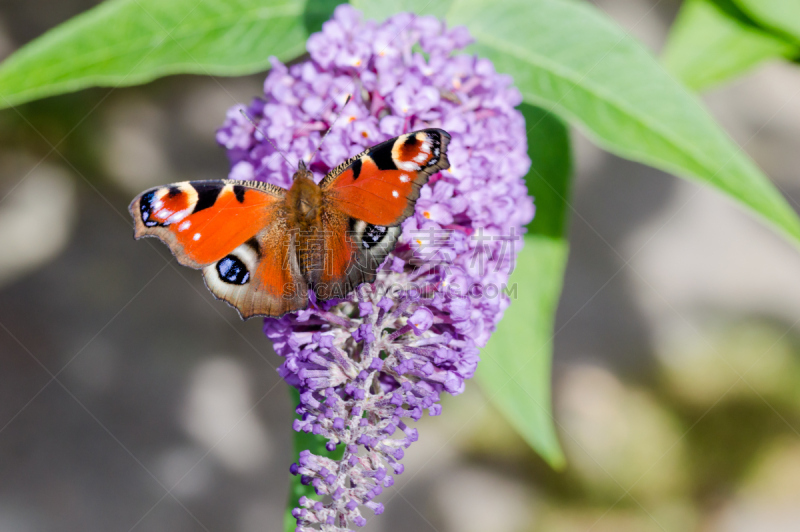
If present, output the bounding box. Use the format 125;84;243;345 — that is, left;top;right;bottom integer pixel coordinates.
736;0;800;43
437;318;800;531
663;0;797;91
446;0;800;247
478;105;571;469
0;0;318;109
664;0;800;92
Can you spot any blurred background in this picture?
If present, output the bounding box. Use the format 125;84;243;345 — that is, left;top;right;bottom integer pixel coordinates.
3;0;800;531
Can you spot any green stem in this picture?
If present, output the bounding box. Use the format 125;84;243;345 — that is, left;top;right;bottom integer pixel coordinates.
284;386;345;531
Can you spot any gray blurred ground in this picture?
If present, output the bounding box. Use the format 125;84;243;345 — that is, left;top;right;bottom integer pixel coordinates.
2;1;800;531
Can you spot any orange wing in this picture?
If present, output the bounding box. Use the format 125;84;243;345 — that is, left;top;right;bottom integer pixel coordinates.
320;129;450;227
202;216;308;318
311;210;401;301
129;180;308;318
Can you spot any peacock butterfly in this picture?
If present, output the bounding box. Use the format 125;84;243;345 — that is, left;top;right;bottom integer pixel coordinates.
129;129;451;318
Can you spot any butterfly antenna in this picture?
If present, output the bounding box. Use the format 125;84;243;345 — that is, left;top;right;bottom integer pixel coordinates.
306;94;352;166
238;109;294;168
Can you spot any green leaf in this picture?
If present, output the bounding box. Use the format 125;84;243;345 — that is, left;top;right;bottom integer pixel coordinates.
523;105;572;239
285;386;344;532
663;0;797;91
477;104;571;469
304;0;349;35
352;0;454;21
0;0;318;110
480;236;568;469
453;0;800;247
735;0;800;44
354;0;800;248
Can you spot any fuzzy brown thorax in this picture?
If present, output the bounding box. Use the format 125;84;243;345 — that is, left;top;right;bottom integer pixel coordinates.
287;165;322;229
287;164;324;281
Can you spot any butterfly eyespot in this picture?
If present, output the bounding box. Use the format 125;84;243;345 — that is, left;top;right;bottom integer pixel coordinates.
361;224;389;249
140;190;157;225
392;190;399;198
217;255;250;285
193;233;201;241
137;184;199;228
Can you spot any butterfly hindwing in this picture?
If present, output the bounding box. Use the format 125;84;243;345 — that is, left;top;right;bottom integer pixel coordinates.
320;129;451;227
309;208;401;301
129;180;308;318
202;217;308;318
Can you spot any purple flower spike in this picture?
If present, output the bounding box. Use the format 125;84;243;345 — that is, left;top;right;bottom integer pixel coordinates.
218;5;533;530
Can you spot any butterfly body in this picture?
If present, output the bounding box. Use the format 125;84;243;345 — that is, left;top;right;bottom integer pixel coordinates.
287;169;322;228
129;129;450;318
289;167;333;287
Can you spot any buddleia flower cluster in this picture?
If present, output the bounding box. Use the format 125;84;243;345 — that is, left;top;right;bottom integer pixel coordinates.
216;5;534;530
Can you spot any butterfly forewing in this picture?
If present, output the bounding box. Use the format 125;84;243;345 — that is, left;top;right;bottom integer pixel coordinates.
312;129;450;299
310;210;401;301
320;129;451;227
129;179;307;318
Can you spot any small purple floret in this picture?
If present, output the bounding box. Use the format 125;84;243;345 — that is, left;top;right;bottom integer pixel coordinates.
408;307;434;335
